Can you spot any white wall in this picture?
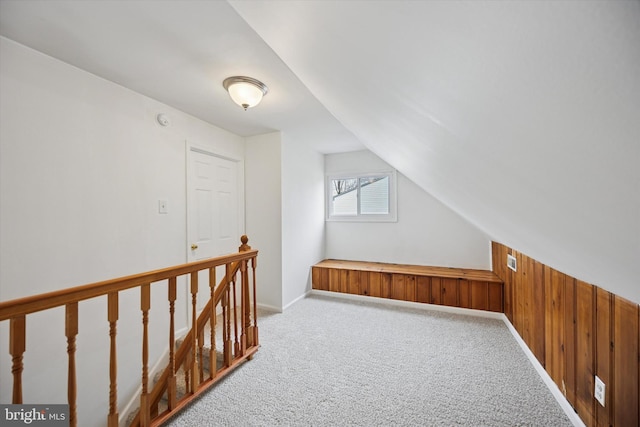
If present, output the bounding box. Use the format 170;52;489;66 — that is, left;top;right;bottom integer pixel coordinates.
0;37;245;425
281;134;325;309
325;150;491;269
245;132;283;311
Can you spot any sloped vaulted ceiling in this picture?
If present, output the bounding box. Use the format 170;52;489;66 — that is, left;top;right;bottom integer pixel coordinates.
229;0;640;304
0;1;638;304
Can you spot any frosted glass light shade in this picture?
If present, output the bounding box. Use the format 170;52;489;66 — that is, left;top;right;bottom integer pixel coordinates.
223;76;268;110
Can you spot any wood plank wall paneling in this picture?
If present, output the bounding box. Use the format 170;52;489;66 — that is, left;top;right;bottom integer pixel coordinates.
459;279;471;309
431;277;442;305
513;251;525;336
491;241;640;427
470;281;489;310
595;288;613;427
328;268;340;293
488;282;503;312
494;240;513;324
520;253;533;350
311;264;503;314
565;276;577;408
359;271;369;297
311;267;325;291
441;278;458;307
531;260;546;364
576;280;595;426
347;270;359;295
392;274;406;301
340;270;349;293
381;273;392;299
406;275;417;302
613;296;639;426
547;267;566;394
416;276;430;304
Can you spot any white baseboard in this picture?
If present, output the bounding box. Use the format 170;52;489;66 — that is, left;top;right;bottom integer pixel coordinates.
258;290;314;313
501;316;586;427
283;290;312;311
310;289;586;427
256;302;283;313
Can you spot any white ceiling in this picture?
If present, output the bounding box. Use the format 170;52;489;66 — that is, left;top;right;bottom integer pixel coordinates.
0;0;364;153
1;0;639;303
230;0;640;304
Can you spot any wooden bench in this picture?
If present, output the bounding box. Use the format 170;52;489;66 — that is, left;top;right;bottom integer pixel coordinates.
312;259;504;313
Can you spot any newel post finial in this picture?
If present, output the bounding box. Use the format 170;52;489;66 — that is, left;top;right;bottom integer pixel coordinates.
239;235;251;252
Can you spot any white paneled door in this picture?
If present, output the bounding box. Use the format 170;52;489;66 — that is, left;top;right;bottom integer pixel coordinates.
187;146;240;310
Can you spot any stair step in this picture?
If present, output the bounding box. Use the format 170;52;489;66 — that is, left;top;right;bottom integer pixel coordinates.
125;348;224;426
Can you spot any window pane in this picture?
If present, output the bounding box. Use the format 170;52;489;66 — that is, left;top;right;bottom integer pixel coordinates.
331;178;358;215
359;176;389;214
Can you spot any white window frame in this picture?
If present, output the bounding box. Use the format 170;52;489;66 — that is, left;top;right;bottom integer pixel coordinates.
325;170;397;222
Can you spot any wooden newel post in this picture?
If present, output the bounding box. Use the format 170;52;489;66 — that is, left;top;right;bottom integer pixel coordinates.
239;236;252;349
239;234;251;252
239;235;259;350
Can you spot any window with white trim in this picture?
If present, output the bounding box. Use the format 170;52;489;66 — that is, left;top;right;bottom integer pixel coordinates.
326;171;397;222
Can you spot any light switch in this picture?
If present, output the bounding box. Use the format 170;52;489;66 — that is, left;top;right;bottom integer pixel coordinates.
158;200;168;214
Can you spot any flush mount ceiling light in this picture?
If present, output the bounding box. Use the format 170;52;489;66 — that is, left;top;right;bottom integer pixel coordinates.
222;76;268;110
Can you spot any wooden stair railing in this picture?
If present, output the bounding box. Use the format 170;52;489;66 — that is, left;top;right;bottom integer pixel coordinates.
0;235;258;427
132;241;259;426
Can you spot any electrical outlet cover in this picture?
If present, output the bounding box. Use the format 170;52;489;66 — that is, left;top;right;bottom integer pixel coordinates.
594;375;605;407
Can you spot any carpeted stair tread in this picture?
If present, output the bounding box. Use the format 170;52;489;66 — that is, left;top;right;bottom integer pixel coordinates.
124;340;224;426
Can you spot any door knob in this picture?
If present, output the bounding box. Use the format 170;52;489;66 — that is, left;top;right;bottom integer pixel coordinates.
191;244;198;250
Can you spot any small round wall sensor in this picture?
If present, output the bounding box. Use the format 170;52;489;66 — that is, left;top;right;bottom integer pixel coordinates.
156;113;170;127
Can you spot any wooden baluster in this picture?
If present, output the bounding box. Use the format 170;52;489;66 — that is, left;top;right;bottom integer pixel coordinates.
9;315;26;404
167;277;177;410
190;272;199;392
251;256;259;347
107;293;119;427
239;260;247;355
198;327;204;383
184;354;190;396
224;264;232;366
140;283;151;427
150;403;158;419
209;267;216;378
221;291;227;367
65;303;78;427
232;278;240;357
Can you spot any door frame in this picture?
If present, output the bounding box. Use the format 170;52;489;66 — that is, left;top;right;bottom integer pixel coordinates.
185;141;245;317
186;142;245;261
